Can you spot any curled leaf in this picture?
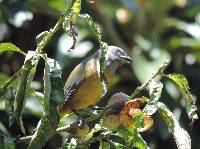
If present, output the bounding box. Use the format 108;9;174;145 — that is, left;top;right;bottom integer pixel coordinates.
166;73;198;121
28;57;64;149
158;102;191;149
149;80;163;101
14;51;39;134
4;88;16;126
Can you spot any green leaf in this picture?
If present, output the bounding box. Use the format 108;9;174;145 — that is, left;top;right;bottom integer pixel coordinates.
107;140;127;149
79;14;108;96
134;133;150;149
166;73;198;120
4;88;15;126
128;112;150;149
86;127;102;140
158;102;191;149
0;43;26;56
129;112;144;133
27;114;59;149
143;80;163;116
71;0;81;20
47;58;64;106
14;51;39;133
3;136;16;149
143;102;158;116
149;80;163;101
99;140;110;149
117;125;130;146
0;70;20;98
0;73;9;87
0;121;10;136
36;31;50;46
43;54;51;113
28;57;64;149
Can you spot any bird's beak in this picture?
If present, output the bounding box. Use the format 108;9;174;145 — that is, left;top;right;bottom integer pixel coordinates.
120;55;133;63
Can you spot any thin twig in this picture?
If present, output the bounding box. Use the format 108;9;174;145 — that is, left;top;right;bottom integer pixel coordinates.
78;132;112;146
129;60;170;99
57;115;100;132
14;114;100;143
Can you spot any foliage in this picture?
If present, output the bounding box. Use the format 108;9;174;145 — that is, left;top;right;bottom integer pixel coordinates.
0;0;199;149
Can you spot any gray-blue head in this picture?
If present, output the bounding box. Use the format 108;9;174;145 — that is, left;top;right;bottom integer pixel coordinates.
105;46;133;73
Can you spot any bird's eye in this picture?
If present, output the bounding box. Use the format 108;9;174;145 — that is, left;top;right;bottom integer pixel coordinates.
114;48;122;55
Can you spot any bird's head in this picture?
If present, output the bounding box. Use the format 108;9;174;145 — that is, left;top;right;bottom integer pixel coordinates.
106;46;133;67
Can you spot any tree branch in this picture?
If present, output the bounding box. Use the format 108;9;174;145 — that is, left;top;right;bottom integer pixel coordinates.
129;60;170;99
35;1;74;53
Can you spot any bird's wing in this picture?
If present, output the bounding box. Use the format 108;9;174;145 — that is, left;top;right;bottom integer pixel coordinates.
64;64;84;102
63;52;99;102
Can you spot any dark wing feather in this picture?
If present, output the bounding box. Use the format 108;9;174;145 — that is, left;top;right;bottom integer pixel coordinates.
63;64;84;102
63;51;99;102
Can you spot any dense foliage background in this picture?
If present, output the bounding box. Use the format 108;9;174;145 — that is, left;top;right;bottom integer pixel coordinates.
0;0;200;148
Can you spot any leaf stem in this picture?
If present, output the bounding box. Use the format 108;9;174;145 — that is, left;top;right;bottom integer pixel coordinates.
129;60;170;99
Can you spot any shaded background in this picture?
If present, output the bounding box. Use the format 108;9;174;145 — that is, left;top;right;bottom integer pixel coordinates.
0;0;200;148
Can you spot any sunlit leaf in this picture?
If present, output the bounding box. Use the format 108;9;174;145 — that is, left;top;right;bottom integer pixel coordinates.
129;111;144;133
86;126;102;140
143;103;157;116
27;114;59;149
0;71;20;98
158;102;191;149
43;54;51;113
117;125;130;146
47;58;64;106
166;74;198;121
107;139;127;149
36;31;50;46
0;43;26;56
14;51;39;134
28;57;64;149
135;133;150;149
143;80;163;116
3;136;16;149
149;80;163;101
71;0;81;20
79;14;108;96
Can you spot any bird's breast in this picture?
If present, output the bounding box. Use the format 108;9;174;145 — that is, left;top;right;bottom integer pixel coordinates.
70;68;114;110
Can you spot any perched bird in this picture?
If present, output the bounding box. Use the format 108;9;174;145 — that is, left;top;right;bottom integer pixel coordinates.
59;46;132;117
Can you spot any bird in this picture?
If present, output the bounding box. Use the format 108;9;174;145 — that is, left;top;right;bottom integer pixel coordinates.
59;46;132;117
